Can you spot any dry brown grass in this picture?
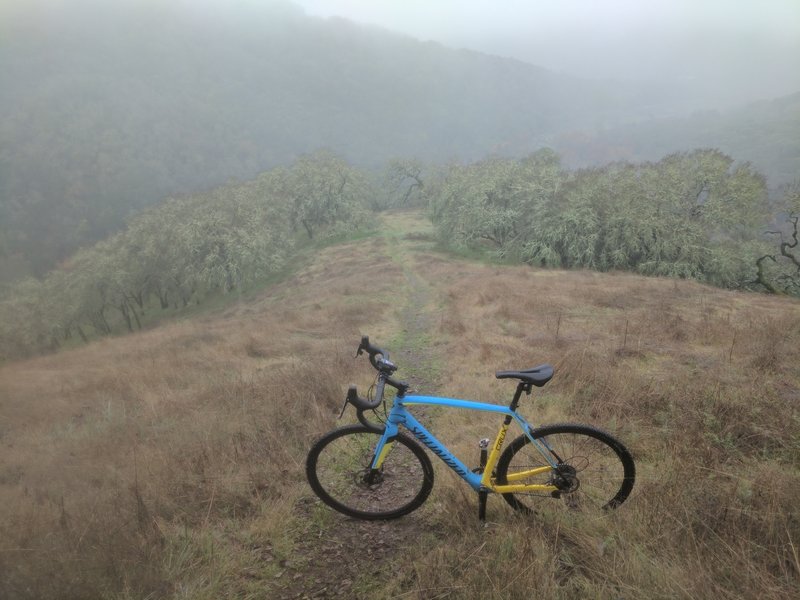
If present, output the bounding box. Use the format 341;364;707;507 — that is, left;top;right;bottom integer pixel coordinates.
398;249;800;599
0;238;403;599
1;212;799;599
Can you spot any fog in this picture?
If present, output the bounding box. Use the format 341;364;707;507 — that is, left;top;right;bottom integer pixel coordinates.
6;0;798;107
2;0;799;281
295;0;800;107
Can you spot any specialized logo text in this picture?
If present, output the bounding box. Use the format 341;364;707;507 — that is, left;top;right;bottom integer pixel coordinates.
408;425;468;477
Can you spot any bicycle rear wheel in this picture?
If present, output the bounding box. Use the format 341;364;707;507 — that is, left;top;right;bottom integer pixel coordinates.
495;423;635;513
306;424;434;520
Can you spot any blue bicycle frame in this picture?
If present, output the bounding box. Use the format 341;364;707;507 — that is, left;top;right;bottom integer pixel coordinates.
370;394;560;494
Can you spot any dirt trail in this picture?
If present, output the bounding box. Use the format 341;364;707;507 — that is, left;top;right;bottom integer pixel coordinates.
279;214;444;599
386;226;442;392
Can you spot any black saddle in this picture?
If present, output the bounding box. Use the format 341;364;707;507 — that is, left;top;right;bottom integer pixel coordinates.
495;364;553;387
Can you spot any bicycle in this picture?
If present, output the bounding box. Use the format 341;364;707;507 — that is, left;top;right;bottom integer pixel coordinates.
306;336;635;521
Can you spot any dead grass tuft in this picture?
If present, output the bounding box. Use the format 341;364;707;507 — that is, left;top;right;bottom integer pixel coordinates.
746;314;800;372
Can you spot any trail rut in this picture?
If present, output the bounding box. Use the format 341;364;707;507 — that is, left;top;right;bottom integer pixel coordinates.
280;220;444;599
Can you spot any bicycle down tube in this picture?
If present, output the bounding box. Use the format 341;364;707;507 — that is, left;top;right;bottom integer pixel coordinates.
369;395;560;495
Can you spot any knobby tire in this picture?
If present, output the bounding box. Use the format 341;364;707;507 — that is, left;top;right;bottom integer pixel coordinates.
306;424;434;520
495;423;635;513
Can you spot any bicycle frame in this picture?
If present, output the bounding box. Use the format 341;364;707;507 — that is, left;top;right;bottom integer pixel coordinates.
370;394;559;495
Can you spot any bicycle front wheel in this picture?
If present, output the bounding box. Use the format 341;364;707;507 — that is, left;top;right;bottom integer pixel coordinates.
306;424;434;520
495;423;635;513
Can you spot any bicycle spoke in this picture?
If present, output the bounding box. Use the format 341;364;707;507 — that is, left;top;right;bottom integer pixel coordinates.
496;425;635;513
307;425;434;519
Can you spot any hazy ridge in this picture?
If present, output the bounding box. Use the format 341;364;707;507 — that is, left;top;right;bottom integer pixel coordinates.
553;92;800;186
5;0;795;278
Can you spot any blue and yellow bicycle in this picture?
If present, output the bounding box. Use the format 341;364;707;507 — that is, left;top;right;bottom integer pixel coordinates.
306;336;635;520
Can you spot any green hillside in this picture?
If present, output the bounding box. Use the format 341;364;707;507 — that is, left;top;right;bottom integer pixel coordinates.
3;0;797;283
6;146;800;362
0;211;798;599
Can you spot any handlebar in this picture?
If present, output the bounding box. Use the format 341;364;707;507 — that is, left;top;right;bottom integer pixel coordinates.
346;336;408;410
357;335;388;370
346;384;377;411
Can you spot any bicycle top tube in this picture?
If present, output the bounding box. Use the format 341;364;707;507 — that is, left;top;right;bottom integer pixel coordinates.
375;396;558;492
399;394;514;415
346;334;552;412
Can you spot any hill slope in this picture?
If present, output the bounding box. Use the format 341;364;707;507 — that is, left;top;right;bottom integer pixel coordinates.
1;211;798;599
0;0;677;277
553;91;800;187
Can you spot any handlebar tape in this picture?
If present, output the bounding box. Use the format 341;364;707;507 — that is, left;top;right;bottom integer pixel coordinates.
359;335;388;369
346;384;381;411
348;337;409;411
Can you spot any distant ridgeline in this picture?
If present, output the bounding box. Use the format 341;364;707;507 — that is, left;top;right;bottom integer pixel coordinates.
552;92;800;188
3;0;798;281
1;147;798;361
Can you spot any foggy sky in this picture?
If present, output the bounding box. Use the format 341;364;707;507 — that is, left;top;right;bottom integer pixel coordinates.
4;0;799;108
293;0;800;106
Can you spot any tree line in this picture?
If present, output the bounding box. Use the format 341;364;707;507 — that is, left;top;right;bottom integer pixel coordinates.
0;151;372;359
427;148;799;292
2;147;798;361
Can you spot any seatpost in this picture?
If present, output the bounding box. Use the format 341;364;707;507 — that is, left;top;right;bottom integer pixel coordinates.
509;382;531;411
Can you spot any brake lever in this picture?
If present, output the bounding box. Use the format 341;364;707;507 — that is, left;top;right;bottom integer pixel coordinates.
337;395;349;419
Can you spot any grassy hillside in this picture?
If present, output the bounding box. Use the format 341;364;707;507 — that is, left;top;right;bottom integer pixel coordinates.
1;211;799;599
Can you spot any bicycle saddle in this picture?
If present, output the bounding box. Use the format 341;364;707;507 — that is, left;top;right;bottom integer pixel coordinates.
495;364;553;387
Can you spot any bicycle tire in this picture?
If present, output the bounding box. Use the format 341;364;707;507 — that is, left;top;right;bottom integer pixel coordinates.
495;423;635;513
306;424;435;520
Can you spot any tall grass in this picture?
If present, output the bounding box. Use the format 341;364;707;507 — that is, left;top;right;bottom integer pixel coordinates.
0;240;400;599
1;213;798;599
392;253;800;599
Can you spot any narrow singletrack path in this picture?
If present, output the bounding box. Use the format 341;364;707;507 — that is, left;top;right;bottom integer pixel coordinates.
280;212;446;599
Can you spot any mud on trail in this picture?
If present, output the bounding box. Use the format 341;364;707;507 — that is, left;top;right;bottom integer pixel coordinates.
279;213;448;599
